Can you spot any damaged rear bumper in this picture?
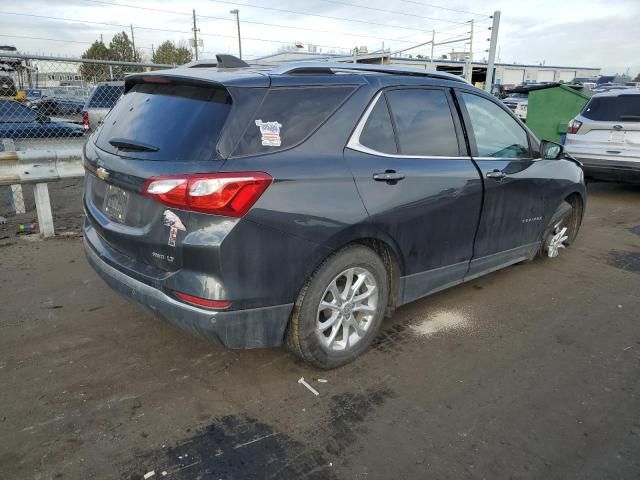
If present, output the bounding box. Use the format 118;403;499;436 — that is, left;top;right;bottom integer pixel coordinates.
84;235;293;349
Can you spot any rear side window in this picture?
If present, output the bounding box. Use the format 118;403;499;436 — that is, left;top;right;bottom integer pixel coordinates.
582;95;640;122
385;89;459;156
232;86;355;157
359;96;397;154
87;85;124;108
95;83;231;161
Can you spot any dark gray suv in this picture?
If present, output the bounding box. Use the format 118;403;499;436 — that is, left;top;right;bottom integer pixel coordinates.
83;57;586;368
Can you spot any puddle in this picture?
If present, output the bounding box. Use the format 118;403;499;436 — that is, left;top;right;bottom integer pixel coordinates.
409;310;472;337
608;250;640;274
124;415;335;480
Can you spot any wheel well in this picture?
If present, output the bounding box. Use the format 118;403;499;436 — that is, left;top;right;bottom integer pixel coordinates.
563;192;584;243
352;238;402;317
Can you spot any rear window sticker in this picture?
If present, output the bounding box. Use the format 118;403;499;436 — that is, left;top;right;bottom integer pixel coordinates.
255;119;282;147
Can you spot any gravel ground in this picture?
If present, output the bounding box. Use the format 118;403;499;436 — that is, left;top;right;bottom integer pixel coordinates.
0;181;639;480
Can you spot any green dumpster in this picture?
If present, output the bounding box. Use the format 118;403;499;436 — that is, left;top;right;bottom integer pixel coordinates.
526;84;591;144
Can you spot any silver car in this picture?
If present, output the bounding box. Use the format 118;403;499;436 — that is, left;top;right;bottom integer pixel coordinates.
82;81;124;131
565;89;640;183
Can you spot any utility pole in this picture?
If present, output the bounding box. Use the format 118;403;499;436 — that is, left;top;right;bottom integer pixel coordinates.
464;19;474;83
484;10;501;92
151;44;155;59
230;9;242;59
430;29;435;68
130;24;137;61
192;9;199;60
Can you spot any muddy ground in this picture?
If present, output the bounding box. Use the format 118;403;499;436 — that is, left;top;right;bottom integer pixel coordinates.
1;181;639;479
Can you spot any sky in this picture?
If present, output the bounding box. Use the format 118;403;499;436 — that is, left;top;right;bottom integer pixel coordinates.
0;0;637;75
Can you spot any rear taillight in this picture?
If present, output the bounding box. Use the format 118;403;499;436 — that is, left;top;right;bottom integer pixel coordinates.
567;119;582;134
82;111;89;130
143;172;272;217
174;291;231;310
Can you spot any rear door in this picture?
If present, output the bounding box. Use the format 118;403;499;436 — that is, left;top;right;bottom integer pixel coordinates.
456;90;546;278
344;87;483;304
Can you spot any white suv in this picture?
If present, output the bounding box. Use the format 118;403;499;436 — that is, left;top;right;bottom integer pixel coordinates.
565;90;640;183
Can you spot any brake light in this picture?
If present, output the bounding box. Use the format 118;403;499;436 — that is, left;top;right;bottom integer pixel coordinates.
142;76;173;84
174;291;231;310
143;172;272;217
567;119;582;134
82;111;89;130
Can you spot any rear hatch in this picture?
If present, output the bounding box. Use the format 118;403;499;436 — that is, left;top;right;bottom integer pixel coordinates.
569;94;640;161
84;78;235;274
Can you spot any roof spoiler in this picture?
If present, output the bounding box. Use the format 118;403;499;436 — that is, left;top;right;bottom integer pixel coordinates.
182;54;250;69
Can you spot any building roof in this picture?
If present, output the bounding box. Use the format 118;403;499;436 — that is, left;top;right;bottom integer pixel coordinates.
253;50;600;72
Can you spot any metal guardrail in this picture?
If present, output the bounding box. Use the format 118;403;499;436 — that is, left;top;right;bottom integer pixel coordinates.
0;139;84;237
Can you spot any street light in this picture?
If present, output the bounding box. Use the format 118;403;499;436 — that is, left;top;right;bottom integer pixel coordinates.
230;9;242;60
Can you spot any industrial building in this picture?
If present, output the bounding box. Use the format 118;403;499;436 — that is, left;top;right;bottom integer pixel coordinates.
254;50;601;87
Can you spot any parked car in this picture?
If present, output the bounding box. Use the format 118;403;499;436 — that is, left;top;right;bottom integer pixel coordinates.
30;96;85;116
23;88;43;102
0;98;85;138
82;81;124;130
502;92;528;120
83;59;586;368
565;90;640;183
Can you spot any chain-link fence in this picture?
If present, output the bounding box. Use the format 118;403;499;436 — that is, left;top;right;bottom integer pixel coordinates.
0;53;177;235
0;52;175;150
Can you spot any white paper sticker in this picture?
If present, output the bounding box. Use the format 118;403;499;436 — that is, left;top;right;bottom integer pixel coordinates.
255;119;282;147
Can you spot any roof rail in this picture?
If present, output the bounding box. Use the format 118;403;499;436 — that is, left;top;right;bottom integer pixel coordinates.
270;61;467;83
183;54;250;69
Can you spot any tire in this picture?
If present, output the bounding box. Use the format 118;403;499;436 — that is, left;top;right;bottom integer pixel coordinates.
539;199;582;258
286;244;389;369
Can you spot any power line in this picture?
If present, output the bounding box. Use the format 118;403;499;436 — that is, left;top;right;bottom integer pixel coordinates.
0;10;351;51
83;0;445;45
314;0;479;24
208;0;443;33
394;0;488;17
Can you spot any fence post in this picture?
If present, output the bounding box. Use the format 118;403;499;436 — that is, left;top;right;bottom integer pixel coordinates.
34;183;55;238
2;139;26;214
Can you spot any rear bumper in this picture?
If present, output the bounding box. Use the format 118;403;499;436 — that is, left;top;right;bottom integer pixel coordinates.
575;157;640;184
84;235;293;349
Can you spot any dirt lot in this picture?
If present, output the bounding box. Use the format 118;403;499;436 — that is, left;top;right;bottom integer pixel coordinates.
1;181;639;480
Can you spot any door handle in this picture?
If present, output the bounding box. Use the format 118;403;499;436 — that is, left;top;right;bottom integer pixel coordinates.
486;169;506;180
373;170;405;182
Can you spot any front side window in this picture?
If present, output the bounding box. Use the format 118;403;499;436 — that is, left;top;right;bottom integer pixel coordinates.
385;88;459;157
461;92;530;159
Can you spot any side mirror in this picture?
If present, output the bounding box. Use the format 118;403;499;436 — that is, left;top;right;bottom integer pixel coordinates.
541;140;564;160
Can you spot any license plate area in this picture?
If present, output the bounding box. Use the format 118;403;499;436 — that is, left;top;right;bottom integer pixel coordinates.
102;184;130;222
608;131;625;143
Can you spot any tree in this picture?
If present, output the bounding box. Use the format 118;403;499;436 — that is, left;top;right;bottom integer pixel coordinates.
152;40;193;65
109;31;138;62
80;40;111;82
634;73;640;82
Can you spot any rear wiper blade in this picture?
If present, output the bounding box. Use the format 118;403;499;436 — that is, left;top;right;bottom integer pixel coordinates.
619;115;640;121
109;137;159;152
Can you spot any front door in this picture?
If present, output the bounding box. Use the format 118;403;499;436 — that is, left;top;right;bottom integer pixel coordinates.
345;87;483;304
456;90;548;279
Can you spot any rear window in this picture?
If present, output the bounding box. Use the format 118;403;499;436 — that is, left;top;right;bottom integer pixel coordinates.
87;85;124;108
232;86;355;157
582;95;640;122
95;83;231;161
